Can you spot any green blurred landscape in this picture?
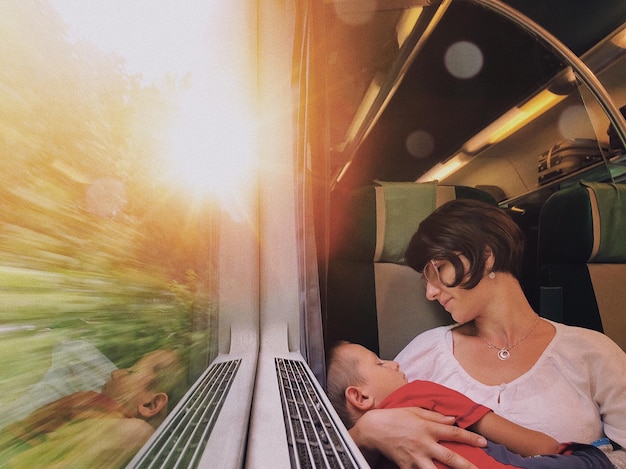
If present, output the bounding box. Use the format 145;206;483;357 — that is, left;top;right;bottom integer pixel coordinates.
0;0;218;417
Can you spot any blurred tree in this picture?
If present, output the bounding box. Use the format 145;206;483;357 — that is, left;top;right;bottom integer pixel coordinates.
0;0;217;372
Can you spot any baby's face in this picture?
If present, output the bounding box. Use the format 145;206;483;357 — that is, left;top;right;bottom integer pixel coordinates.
345;343;408;405
102;350;174;415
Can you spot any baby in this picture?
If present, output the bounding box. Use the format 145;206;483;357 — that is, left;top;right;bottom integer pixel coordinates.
327;341;612;469
0;349;184;469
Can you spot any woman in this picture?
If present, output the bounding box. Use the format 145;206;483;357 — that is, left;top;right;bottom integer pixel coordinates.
349;199;626;469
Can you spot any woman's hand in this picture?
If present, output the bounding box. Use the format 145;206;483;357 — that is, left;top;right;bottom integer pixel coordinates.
349;407;487;469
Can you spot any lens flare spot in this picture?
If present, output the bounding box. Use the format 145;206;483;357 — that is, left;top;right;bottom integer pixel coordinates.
444;41;483;79
406;130;435;159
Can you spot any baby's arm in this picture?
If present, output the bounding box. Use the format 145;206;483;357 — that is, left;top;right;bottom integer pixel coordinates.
470;411;559;457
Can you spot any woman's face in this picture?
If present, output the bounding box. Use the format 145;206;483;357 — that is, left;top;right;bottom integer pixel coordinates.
422;255;490;323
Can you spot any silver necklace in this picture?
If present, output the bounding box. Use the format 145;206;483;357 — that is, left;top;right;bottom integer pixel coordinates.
472;315;540;361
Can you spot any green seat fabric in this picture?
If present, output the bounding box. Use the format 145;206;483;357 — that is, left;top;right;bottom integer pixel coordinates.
326;182;496;355
538;182;626;348
538;182;626;264
375;181;437;264
583;181;626;262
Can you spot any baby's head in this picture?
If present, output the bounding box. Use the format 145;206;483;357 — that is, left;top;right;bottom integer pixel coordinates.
102;350;185;427
326;341;408;428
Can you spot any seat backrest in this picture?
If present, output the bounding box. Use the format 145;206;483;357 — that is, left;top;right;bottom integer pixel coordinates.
326;181;496;359
538;181;626;351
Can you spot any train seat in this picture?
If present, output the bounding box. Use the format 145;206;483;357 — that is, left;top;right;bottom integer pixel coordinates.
538;181;626;351
326;181;496;359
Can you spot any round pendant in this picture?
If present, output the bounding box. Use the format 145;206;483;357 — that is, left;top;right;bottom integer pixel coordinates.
498;349;510;360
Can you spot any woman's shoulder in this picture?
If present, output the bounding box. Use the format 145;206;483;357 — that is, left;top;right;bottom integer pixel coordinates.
551;319;617;344
548;319;624;359
407;323;452;345
394;324;453;360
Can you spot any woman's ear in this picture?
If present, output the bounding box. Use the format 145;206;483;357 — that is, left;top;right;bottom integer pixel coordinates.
484;247;495;269
137;392;168;419
345;386;375;412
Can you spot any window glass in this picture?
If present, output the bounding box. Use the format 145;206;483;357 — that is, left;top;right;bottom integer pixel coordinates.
0;1;239;467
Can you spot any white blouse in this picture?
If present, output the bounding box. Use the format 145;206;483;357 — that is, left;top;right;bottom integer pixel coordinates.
395;320;626;446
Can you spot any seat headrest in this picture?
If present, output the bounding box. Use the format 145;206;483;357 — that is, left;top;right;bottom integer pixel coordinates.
539;181;626;264
374;181;437;264
344;181;497;264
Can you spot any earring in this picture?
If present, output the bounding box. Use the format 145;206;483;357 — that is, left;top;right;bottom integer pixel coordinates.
488;271;496;280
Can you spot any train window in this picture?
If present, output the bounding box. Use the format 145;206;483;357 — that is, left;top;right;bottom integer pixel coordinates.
325;1;626;201
589;24;626;179
0;1;256;467
436;23;626;204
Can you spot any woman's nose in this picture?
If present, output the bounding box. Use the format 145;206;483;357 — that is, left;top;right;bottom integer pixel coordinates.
424;281;440;300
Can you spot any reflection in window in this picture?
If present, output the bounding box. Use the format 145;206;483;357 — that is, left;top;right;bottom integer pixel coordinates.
0;1;221;467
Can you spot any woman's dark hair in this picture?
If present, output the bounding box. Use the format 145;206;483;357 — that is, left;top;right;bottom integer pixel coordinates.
405;199;525;288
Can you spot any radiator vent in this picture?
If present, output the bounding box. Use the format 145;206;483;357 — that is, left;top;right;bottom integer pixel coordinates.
128;359;241;469
275;358;362;468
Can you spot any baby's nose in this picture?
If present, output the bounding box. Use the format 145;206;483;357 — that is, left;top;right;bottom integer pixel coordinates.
384;360;400;370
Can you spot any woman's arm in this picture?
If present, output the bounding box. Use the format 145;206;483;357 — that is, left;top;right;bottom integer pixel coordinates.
349;407;487;469
471;412;559;457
